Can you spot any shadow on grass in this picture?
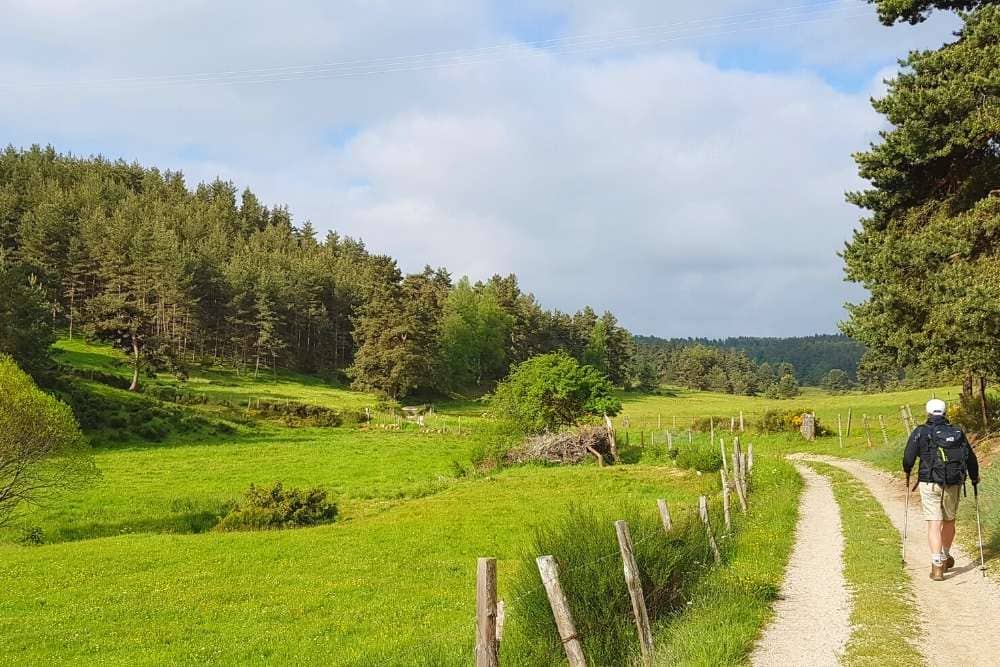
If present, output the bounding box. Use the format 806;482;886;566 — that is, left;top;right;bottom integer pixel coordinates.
34;508;232;545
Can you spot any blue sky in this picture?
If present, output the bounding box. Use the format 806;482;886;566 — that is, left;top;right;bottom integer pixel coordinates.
0;1;960;337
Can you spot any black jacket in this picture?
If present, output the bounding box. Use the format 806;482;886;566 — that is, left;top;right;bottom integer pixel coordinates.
903;415;980;484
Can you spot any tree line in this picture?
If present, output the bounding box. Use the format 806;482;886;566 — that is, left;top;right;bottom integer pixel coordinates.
0;145;636;398
635;341;802;398
635;334;864;386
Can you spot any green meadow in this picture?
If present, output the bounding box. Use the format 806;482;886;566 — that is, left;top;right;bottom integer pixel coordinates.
2;339;994;665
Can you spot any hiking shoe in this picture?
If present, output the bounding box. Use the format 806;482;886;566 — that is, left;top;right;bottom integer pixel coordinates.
930;564;945;581
945;555;955;570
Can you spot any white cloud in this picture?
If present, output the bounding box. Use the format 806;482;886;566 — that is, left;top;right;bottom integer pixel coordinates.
0;1;961;336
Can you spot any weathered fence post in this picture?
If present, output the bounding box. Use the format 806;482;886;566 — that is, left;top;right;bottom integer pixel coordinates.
475;558;499;667
900;406;911;433
863;414;873;448
687;429;692;444
739;410;745;432
615;520;654;663
666;430;673;456
720;438;729;478
747;443;754;474
657;499;673;532
720;469;732;531
537;556;587;667
846;408;853;437
837;413;844;448
732;438;748;513
657;413;661;429
730;416;736;432
604;413;619;463
878;415;889;447
496;599;506;644
698;496;722;563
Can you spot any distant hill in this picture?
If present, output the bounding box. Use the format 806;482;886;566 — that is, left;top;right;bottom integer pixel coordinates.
634;334;865;386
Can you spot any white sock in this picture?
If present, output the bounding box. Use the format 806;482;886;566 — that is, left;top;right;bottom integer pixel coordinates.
932;553;944;565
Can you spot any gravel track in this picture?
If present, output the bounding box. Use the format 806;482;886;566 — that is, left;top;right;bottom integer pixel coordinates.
751;464;851;666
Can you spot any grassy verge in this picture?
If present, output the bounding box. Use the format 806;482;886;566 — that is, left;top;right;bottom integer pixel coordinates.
650;454;802;665
806;462;922;666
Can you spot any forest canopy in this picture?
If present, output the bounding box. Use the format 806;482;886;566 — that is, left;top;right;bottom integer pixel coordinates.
0;145;636;398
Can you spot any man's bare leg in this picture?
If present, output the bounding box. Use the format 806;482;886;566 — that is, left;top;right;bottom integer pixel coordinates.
928;519;943;559
942;519;956;554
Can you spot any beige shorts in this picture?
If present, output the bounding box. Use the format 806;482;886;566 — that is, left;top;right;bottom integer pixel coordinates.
919;482;961;521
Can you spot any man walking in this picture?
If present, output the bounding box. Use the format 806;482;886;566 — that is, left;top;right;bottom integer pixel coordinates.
903;399;980;581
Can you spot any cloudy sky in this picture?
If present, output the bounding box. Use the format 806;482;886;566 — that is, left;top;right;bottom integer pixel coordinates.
0;1;959;338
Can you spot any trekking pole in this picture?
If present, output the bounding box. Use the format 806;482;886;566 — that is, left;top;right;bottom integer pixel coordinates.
975;482;986;575
902;473;911;565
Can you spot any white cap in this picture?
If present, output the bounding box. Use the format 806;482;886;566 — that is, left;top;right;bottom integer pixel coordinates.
926;399;946;416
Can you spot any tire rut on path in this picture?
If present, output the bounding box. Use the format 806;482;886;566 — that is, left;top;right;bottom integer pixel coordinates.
751;464;851;667
793;454;1000;667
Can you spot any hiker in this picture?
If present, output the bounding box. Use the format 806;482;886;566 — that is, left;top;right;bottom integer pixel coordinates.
903;399;980;581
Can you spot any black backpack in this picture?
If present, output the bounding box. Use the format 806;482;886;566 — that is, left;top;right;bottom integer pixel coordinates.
926;423;969;485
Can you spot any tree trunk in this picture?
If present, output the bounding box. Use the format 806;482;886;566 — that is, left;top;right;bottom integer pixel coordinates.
128;338;140;392
963;371;974;402
254;353;261;379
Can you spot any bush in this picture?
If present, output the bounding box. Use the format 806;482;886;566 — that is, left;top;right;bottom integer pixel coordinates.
249;400;344;427
0;355;96;525
948;393;1000;434
690;416;730;433
758;408;829;436
489;352;621;434
216;482;338;532
18;525;45;545
503;503;710;665
675;441;723;472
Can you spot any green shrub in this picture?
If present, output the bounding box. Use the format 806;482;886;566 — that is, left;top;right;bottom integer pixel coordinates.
504;503;710;665
18;525;45;545
216;482;338;532
0;355;96;525
675;442;723;472
949;393;1000;434
489;352;621;434
757;408;829;436
690;416;730;433
249;400;344;427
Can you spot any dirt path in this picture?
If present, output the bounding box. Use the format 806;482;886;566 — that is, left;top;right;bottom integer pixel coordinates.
794;454;1000;666
751;464;851;666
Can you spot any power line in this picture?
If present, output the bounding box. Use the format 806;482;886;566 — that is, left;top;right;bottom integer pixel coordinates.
2;1;871;92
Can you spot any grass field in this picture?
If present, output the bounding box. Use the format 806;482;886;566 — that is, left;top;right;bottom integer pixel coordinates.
3;339;996;665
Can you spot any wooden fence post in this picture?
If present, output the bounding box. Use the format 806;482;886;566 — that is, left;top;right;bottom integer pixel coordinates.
846;408;853;437
657;499;672;532
747;443;754;474
720;438;729;478
615;521;654;663
720;469;732;531
732;439;748;513
878;415;889;447
739;410;745;432
698;496;722;563
536;556;587;667
900;406;910;433
687;429;692;444
730;416;736;432
657;413;661;429
837;413;844;448
666;430;673;455
863;414;873;448
604;413;619;463
475;558;499;667
496;600;506;644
